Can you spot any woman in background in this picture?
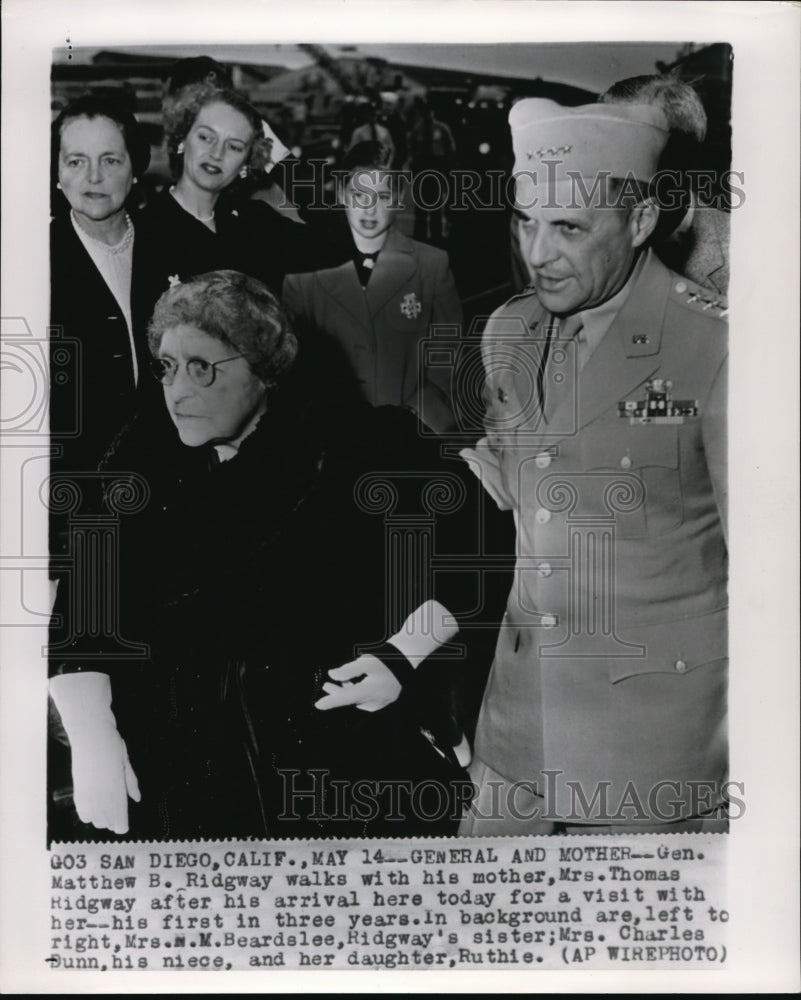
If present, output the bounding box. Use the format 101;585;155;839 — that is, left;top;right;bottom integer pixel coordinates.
141;83;349;295
49;94;166;842
283;141;462;435
50;93;163;483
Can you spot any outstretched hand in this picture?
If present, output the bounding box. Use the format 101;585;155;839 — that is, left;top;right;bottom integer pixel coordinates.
314;655;402;713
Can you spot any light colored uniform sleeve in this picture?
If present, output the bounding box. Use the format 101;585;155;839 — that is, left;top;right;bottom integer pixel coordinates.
459;440;515;511
702;354;728;545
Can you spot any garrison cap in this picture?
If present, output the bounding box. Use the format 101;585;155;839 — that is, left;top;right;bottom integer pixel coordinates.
510;98;669;197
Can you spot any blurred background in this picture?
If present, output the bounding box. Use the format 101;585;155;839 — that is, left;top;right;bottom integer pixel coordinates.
52;42;733;328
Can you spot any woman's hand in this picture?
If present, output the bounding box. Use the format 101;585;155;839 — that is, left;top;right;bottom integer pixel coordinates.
49;672;141;834
67;725;141;835
314;655;402;713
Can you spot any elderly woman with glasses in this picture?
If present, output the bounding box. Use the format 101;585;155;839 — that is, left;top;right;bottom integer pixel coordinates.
49;269;481;841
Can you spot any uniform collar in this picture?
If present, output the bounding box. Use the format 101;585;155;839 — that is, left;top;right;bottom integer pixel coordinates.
547;250;671;430
570;249;649;358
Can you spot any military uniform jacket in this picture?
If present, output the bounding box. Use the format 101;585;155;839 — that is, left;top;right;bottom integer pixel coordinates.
282;227;461;433
464;250;728;823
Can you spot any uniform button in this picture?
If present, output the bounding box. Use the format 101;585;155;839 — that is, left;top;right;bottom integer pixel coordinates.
537;562;552;577
620;455;632;469
674;281;687;294
535;507;551;524
535;451;552;469
675;659;688;673
541;613;558;627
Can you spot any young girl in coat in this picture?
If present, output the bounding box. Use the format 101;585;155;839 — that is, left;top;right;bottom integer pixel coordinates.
282;141;462;435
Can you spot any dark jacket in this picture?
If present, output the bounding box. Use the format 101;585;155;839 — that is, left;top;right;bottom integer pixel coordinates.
49;211;164;481
49;212;165;567
138;190;353;298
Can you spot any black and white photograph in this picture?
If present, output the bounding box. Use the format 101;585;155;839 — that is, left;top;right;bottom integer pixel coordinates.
45;35;736;843
1;0;799;992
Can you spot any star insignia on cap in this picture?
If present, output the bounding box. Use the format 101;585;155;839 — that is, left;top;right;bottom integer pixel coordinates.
525;144;573;160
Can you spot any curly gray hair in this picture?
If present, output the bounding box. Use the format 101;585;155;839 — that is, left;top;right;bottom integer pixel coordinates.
148;270;298;386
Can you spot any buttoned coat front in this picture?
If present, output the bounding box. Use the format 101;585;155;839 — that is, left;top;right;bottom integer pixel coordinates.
50;212;164;477
282;227;461;433
465;250;728;823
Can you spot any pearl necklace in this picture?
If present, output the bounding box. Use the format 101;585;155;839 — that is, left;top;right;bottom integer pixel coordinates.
71;211;134;254
170;186;216;223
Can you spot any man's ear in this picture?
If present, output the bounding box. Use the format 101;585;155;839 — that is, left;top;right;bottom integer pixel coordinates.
629;198;660;248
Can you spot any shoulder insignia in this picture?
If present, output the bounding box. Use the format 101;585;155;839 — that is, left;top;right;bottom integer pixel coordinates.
670;277;728;319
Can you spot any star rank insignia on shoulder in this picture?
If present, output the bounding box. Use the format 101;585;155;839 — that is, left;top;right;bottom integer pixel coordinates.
670;277;728;319
619;378;698;424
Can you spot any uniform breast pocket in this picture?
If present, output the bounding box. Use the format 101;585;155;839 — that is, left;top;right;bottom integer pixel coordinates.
580;423;683;538
607;608;727;685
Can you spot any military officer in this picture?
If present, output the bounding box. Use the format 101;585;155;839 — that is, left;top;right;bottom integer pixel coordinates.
459;98;728;834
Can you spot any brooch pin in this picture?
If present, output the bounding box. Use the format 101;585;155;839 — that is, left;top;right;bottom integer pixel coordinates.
618;378;698;424
400;292;422;319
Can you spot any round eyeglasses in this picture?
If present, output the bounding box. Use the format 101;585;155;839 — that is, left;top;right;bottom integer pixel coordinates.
150;354;246;388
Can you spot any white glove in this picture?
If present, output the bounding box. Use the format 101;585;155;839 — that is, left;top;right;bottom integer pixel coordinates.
314;655;401;713
314;600;460;714
49;672;140;834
